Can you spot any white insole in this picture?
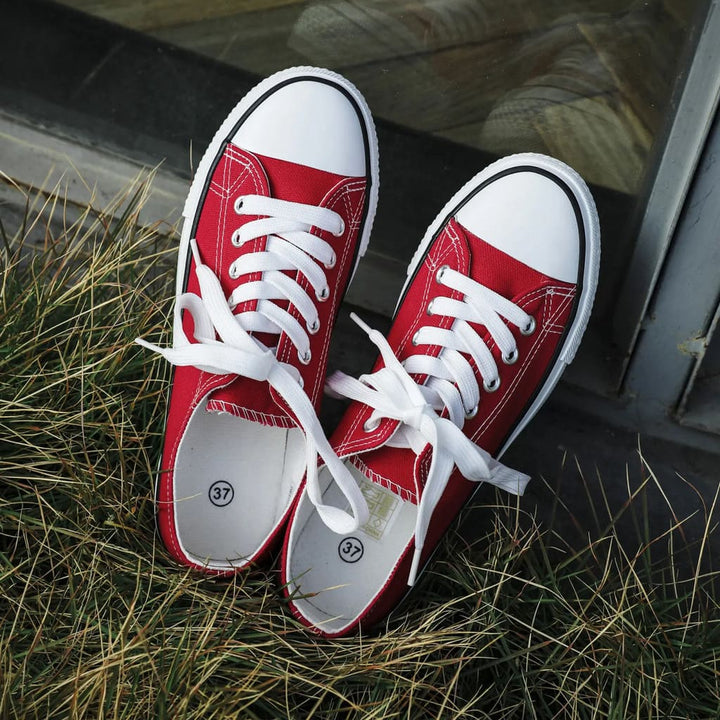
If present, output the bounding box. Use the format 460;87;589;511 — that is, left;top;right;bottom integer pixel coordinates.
174;399;305;569
287;462;416;634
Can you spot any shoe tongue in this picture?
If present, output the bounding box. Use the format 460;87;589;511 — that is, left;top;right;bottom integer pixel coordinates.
350;443;424;503
253;151;348;205
206;151;348;426
462;220;550;298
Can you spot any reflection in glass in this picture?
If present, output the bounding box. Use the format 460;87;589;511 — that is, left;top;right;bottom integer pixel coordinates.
60;0;702;196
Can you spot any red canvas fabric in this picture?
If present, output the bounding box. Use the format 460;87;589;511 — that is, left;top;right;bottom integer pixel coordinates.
158;143;369;568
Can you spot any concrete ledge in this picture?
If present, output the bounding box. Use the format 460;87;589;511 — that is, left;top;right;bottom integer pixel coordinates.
0;111;187;234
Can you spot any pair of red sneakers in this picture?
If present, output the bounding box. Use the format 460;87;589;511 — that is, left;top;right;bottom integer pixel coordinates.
137;67;600;637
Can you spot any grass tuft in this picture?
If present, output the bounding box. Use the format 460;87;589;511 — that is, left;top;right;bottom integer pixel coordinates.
1;176;719;719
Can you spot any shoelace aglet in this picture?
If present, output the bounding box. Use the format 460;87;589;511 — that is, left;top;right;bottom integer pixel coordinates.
349;311;377;339
324;370;348;399
189;237;203;268
350;311;396;352
408;545;423;587
135;337;158;352
350;312;410;379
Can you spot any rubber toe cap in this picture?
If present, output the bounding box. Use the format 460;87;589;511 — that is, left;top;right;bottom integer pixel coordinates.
456;169;581;283
232;78;367;177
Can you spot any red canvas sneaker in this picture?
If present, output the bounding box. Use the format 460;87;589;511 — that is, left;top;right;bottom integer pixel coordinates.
137;67;378;573
282;153;600;635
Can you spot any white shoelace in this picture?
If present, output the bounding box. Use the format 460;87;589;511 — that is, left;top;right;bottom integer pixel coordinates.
327;267;533;585
137;194;369;535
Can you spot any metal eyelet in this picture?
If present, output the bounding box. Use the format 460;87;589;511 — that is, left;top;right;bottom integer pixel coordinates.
231;229;242;247
299;349;312;365
464;404;478;419
411;331;421;347
436;265;449;283
316;286;330;302
426;299;435;316
520;316;536;336
228;263;240;279
234;197;245;213
307;318;320;335
325;252;337;269
483;377;501;393
334;218;345;237
502;348;519;365
363;416;381;432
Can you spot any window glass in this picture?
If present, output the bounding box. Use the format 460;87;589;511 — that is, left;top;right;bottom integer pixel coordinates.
59;0;702;197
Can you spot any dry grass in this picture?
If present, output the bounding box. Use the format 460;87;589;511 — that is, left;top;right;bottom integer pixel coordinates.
1;175;720;719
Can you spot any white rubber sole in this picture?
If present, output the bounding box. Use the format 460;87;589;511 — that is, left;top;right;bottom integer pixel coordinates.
398;152;601;458
174;65;380;313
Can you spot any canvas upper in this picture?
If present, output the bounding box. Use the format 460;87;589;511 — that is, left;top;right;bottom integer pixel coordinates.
138;67;379;573
282;153;600;636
